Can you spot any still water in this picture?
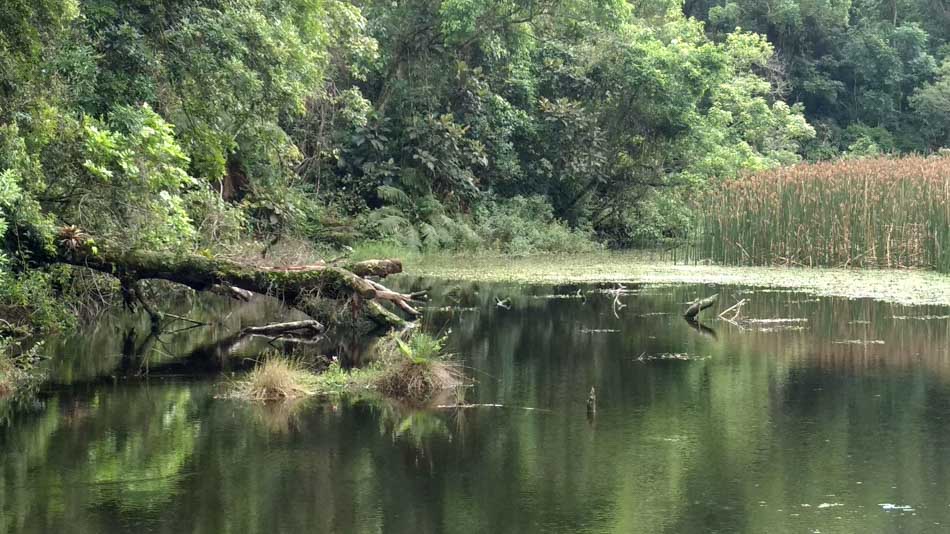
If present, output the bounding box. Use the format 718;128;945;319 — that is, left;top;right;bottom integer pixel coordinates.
2;279;950;533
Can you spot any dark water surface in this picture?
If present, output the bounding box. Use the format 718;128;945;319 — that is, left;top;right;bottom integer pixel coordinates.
3;279;950;533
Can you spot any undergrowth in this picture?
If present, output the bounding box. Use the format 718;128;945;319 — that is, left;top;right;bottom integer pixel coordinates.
0;338;44;399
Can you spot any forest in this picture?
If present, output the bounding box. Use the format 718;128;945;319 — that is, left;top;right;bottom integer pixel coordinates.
3;0;950;322
3;2;950;532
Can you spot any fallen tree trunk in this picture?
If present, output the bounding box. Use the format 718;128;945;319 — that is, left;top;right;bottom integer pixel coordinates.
16;223;415;330
684;294;718;321
240;320;324;337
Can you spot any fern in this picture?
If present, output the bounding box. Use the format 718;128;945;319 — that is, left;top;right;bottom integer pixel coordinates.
376;185;412;208
419;222;441;248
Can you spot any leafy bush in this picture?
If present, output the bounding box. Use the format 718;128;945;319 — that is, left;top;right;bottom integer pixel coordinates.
0;337;44;399
364;192;597;255
606;190;694;249
394;331;446;365
473;196;598;255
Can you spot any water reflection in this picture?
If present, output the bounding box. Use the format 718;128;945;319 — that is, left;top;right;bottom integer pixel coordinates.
2;280;950;533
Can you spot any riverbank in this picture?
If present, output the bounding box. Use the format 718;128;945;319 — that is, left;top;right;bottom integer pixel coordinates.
405;252;950;307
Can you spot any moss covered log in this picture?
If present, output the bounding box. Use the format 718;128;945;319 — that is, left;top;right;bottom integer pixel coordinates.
13;222;412;329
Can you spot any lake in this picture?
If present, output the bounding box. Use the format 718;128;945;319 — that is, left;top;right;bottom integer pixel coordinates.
2;278;950;533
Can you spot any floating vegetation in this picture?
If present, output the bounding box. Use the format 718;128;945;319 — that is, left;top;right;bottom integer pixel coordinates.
833;339;885;345
579;328;620;334
879;503;915;512
697;156;950;272
636;312;670;317
848;320;871;325
635;352;710;362
737;289;800;294
227;332;464;403
755;326;808;333
892;314;950;320
408;252;950;306
817;503;844;509
587;287;642;295
645;435;690;443
435;403;550;412
733;317;811;332
423;306;479;313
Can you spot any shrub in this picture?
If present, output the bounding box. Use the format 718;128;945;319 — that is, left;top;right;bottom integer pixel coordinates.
364;193;597;255
473;195;598;254
0;338;44;398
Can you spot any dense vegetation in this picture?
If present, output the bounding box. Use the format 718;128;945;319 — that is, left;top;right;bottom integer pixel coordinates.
1;0;949;345
693;0;950;156
698;156;950;271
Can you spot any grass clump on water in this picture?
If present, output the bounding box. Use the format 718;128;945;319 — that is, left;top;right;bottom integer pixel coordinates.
232;357;317;401
373;331;462;402
231;331;462;403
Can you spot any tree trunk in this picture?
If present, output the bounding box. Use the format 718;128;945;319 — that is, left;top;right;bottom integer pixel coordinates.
683;294;718;321
240;320;324;337
17;224;416;330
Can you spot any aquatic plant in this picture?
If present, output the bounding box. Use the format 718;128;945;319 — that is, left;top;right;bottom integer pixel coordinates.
232;332;464;403
373;331;463;402
696;156;950;271
232;357;316;401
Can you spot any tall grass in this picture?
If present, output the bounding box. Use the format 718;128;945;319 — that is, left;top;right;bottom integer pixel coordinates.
232;357;316;400
696;156;950;272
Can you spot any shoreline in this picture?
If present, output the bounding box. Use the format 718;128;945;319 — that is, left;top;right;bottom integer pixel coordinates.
404;252;950;307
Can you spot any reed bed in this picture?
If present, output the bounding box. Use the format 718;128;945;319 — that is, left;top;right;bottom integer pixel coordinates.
696;156;950;272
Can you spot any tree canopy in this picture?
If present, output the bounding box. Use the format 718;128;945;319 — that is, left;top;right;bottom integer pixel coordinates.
0;0;946;312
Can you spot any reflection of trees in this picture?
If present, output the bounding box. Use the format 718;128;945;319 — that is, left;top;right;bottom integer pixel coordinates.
45;292;299;383
394;279;950;532
3;281;950;532
0;385;204;532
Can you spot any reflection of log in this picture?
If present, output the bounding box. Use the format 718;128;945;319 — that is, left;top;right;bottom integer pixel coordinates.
240;320;324;337
684;294;718;320
685;319;718;340
15;223;413;329
118;323;326;377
